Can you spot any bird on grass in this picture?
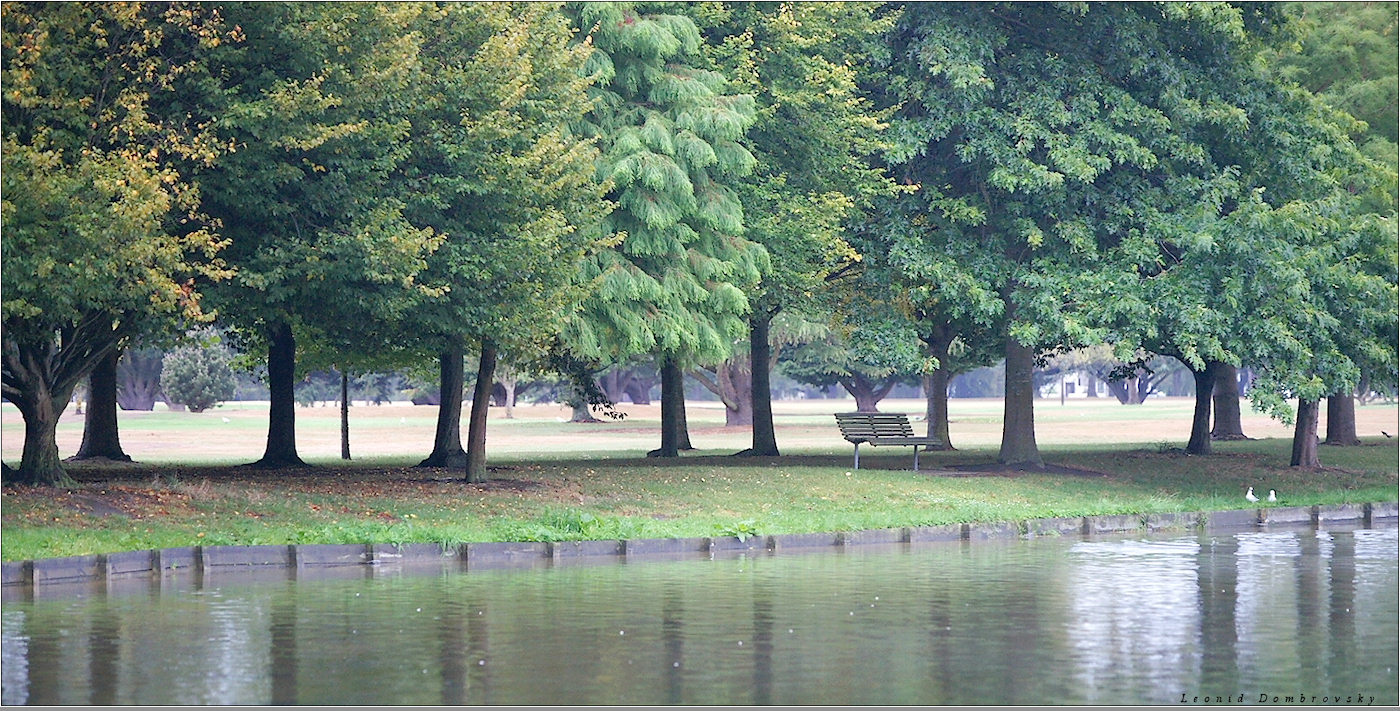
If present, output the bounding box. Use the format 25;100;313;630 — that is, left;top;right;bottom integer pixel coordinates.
1268;490;1277;503
1245;487;1259;503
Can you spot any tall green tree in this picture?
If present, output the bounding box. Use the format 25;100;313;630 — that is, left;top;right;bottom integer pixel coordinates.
2;2;232;484
1280;2;1398;167
198;3;442;467
563;2;766;457
885;3;1222;468
1278;1;1399;446
690;2;899;455
401;2;609;481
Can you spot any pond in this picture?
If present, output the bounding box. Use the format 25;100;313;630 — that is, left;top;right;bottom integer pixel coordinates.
2;523;1396;705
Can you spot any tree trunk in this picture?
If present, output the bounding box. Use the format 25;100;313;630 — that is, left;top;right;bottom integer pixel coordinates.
1083;373;1098;397
624;377;653;405
842;373;894;413
1210;362;1248;440
692;357;752;427
419;342;468;468
339;369;351;460
1323;392;1359;446
498;365;517;420
569;398;602;423
116;348;163;410
998;335;1043;468
921;324;956;450
254;321;305;467
72;349;132;462
1185;363;1215;455
1290;398;1321;468
600;368;630;405
14;385;74;486
650;356;685;457
676;372;694;450
923;371;955;450
745;312;780;456
465;340;497;483
718;359;753;427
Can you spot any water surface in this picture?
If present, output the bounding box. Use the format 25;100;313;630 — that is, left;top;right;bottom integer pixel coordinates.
3;524;1396;705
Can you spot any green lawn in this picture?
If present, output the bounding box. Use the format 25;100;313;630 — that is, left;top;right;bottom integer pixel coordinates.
4;396;1397;561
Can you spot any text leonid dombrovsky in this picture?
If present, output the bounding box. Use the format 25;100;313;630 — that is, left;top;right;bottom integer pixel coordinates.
1180;693;1378;705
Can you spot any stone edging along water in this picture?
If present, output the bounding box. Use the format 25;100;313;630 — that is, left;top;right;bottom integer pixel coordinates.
3;502;1396;591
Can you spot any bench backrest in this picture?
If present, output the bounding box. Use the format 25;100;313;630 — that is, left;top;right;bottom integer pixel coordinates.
834;412;915;440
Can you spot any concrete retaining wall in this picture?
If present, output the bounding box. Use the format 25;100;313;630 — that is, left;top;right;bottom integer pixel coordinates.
4;502;1394;590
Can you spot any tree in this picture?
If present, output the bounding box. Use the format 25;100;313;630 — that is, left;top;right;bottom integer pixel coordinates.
71;350;131;462
1279;2;1400;447
198;3;443;468
885;3;1252;467
2;3;231;485
161;333;236;413
563;2;766;458
781;314;925;413
690;2;899;455
396;3;608;481
1279;2;1398;166
117;347;166;411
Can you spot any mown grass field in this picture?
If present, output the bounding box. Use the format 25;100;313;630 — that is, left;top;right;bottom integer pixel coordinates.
2;396;1396;561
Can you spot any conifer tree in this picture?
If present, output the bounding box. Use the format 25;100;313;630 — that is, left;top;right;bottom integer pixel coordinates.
564;2;766;457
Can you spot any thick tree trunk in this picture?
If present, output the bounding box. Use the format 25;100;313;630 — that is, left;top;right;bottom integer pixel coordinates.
599;368;627;405
677;371;693;451
921;324;956;450
339;369;351;461
1210;362;1248;440
569;398;602;423
923;371;955;450
1083;373;1099;398
116;348;163;410
718;360;753;427
842;373;894;413
1291;398;1321;468
998;336;1043;468
420;342;468;468
1186;363;1215;455
692;357;752;427
465;340;497;483
72;349;132;462
254;321;305;467
15;388;74;486
746;312;780;456
1323;392;1359;446
650;356;685;457
624;378;653;405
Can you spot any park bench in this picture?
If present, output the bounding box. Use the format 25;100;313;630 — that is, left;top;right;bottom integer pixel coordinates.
833;412;945;472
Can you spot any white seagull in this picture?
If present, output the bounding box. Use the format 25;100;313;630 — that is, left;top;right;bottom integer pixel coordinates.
1245;487;1259;503
1267;490;1277;502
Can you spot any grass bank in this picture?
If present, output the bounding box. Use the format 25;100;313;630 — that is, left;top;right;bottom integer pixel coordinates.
3;435;1396;562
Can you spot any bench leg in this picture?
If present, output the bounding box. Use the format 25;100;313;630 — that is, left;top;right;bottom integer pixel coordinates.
853;443;860;470
914;446;919;473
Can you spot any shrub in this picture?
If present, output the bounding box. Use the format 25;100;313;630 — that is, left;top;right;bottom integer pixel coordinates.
160;337;235;413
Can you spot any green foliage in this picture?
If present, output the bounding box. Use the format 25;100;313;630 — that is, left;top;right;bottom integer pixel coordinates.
690;2;899;319
566;2;766;366
713;518;759;542
398;3;610;362
198;3;443;350
1279;2;1399;166
160;333;235;413
1;2;234;482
